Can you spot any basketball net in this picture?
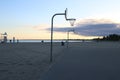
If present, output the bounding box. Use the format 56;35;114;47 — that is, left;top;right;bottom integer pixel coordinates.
69;19;76;26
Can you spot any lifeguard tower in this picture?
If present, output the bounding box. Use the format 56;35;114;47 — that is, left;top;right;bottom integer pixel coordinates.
1;32;7;43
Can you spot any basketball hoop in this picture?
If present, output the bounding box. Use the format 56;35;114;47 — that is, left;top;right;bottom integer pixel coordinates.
65;8;76;26
50;8;76;62
67;18;76;26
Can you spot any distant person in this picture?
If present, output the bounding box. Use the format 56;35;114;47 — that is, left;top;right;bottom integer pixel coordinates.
9;40;12;43
61;41;64;46
41;40;44;43
82;39;85;42
13;37;15;43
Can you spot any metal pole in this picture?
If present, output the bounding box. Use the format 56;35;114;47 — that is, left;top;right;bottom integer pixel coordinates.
50;13;66;62
67;31;69;48
50;14;54;62
67;29;75;48
0;34;1;42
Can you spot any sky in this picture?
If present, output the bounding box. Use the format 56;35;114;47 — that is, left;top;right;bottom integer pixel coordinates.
0;0;120;39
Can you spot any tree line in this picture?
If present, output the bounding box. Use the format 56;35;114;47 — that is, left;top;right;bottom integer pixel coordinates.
93;34;120;41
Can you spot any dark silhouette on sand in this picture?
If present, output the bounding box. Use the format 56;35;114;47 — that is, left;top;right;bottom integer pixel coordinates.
61;41;64;46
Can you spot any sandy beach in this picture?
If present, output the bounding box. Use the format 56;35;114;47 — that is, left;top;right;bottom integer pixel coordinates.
0;42;120;80
41;42;120;80
0;42;66;80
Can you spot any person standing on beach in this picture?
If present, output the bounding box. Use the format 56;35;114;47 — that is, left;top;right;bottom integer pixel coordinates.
9;40;12;43
13;37;15;43
61;41;64;46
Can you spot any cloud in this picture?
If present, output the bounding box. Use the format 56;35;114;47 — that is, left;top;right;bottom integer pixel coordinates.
33;23;70;32
33;24;50;31
50;19;120;36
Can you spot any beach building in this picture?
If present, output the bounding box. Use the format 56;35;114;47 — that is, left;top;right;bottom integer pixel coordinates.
1;32;7;43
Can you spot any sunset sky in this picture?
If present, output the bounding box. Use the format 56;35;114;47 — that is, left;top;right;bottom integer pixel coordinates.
0;0;120;39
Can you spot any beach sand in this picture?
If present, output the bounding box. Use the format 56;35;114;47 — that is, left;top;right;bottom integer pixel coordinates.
41;42;120;80
0;42;66;80
0;42;120;80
